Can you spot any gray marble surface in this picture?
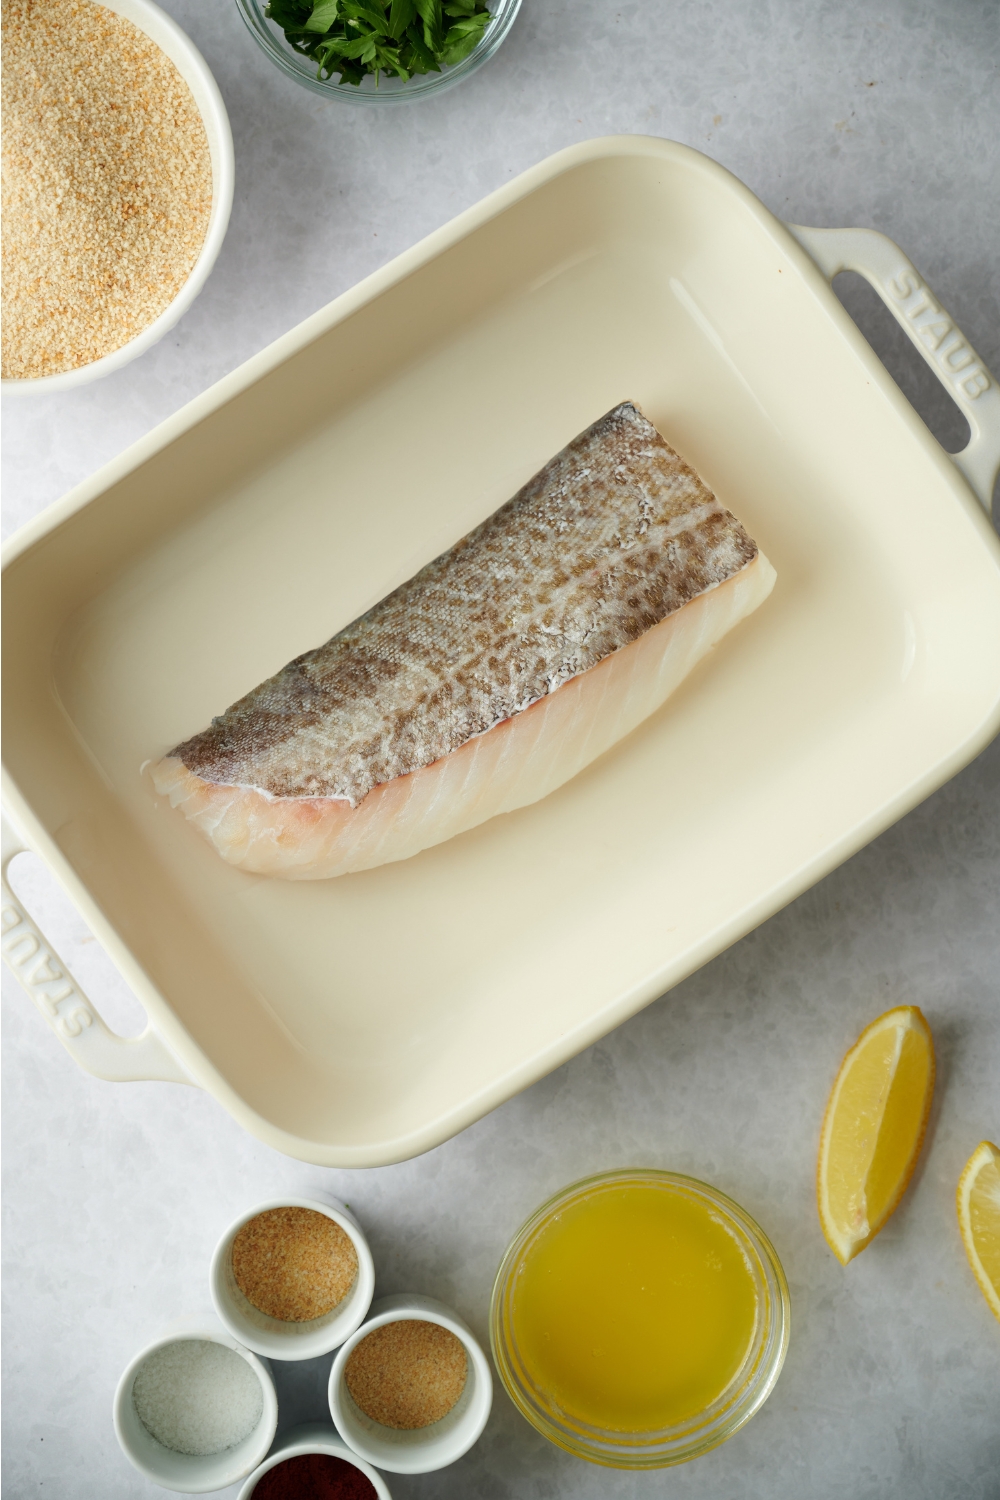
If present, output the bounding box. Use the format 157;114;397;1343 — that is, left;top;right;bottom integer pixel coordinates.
3;1;999;1496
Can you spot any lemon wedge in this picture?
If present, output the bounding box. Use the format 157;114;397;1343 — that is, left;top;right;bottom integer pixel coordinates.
817;1005;935;1264
957;1141;1000;1322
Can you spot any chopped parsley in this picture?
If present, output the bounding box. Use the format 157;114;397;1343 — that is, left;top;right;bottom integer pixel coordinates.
265;0;493;87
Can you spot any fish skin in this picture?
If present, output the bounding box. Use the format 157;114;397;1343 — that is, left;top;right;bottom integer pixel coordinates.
152;552;775;879
166;403;759;809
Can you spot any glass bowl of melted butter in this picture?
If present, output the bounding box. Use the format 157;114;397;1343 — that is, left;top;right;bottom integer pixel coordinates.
490;1169;790;1468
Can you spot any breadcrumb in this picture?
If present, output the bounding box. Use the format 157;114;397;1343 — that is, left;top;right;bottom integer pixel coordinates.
1;0;212;378
344;1319;468;1430
232;1207;359;1323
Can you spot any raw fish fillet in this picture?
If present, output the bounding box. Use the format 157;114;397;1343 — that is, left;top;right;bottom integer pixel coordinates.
152;403;775;878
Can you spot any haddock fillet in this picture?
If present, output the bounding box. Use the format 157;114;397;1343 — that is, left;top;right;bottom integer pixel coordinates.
152;403;775;878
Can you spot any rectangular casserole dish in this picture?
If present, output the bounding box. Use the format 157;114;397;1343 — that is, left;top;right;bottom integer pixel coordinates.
4;136;1000;1166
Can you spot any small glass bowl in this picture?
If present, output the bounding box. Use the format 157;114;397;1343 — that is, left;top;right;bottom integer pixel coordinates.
490;1169;790;1469
234;0;521;104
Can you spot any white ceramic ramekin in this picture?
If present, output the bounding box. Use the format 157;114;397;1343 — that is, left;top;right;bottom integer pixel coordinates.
1;0;234;396
113;1316;278;1494
238;1422;393;1500
211;1196;375;1361
328;1294;493;1474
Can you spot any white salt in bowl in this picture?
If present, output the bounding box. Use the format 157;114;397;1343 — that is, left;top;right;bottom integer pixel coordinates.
329;1294;493;1474
211;1195;375;1362
1;0;234;396
238;1422;393;1500
113;1316;277;1494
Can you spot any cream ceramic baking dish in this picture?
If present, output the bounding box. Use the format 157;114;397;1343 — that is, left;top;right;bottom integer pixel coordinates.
3;137;1000;1166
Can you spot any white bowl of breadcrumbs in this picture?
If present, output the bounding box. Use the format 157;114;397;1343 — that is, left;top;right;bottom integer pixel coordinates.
1;0;234;393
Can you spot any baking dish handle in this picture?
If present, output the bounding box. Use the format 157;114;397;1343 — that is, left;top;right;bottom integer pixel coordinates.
788;225;1000;515
1;815;194;1086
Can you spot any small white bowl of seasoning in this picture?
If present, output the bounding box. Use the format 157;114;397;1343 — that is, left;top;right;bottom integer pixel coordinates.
211;1196;375;1361
238;1422;392;1500
1;0;234;394
329;1294;493;1474
113;1316;277;1493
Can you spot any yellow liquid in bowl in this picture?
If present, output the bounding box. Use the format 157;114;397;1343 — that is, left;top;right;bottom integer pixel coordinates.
509;1181;759;1432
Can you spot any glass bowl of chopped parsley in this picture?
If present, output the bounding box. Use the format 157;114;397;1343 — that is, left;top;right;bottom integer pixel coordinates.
235;0;521;101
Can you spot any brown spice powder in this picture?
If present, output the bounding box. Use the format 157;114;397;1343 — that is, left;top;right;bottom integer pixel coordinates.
1;0;212;379
232;1207;359;1323
344;1319;468;1430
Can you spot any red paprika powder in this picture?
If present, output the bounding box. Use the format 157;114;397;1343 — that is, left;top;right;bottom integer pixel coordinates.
252;1452;377;1500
